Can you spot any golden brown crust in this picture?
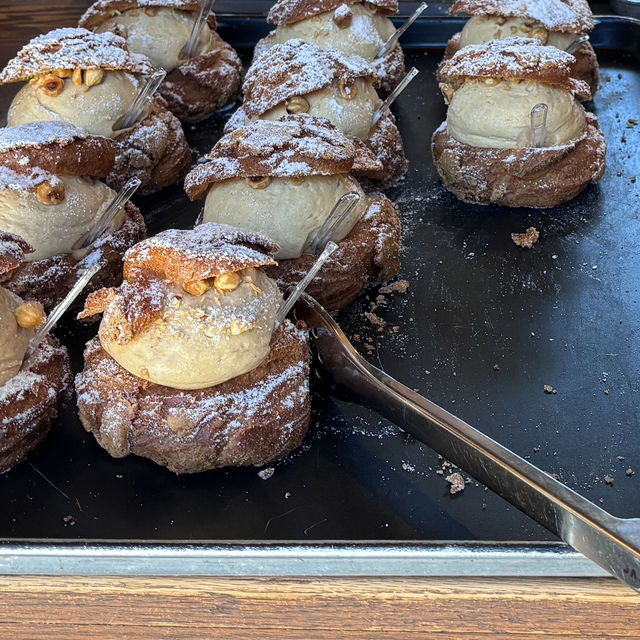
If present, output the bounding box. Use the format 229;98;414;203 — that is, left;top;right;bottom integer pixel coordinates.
108;94;192;194
0;335;71;473
0;232;34;276
0;28;153;84
268;0;399;26
79;0;217;30
431;112;606;208
362;110;408;188
438;37;592;100
267;194;401;311
122;223;279;284
242;40;376;119
0;122;115;187
160;31;242;121
439;33;599;98
0;202;146;310
184;115;382;200
371;41;405;96
76;321;311;473
449;0;594;33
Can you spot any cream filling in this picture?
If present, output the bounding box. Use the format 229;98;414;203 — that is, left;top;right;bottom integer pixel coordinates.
259;80;379;140
446;80;586;149
458;15;577;50
95;7;214;72
8;71;140;138
274;4;396;61
0;177;121;261
0;287;34;386
202;175;368;260
102;268;283;390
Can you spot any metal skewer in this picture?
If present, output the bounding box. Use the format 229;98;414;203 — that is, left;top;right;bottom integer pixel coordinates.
72;177;141;250
376;2;427;59
23;263;102;363
530;102;549;148
275;242;338;327
566;34;589;55
371;67;419;127
112;69;167;131
307;192;361;256
179;0;216;60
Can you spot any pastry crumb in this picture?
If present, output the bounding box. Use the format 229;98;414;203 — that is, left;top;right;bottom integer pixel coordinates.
511;227;539;249
604;475;614;485
543;384;557;394
626;468;634;477
446;472;465;495
379;280;410;294
258;467;275;480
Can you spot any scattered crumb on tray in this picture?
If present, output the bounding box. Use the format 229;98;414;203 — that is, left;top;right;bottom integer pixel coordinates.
258;467;275;480
604;475;614;485
511;226;540;249
626;468;635;477
446;472;465;495
379;279;410;294
544;384;557;394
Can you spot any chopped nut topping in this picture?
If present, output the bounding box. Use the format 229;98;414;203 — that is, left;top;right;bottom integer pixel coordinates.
36;180;65;205
531;27;549;44
144;6;158;16
245;176;272;190
84;68;105;88
183;279;213;296
338;77;358;100
15;300;46;329
333;7;353;28
285;95;310;114
214;271;241;295
38;74;65;97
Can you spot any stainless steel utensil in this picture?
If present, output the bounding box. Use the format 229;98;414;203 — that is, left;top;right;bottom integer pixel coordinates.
294;293;640;592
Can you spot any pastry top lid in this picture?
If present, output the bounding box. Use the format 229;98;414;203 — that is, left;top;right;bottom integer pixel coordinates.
79;223;279;341
0;231;33;276
449;0;594;33
79;0;217;30
184;114;382;200
439;37;592;100
242;40;376;118
0;28;154;84
267;0;399;26
0;122;116;190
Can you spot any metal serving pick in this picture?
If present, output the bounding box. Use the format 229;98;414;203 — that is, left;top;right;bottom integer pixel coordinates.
293;293;640;594
112;69;167;131
371;67;419;127
530;103;549;148
306;192;361;256
72;177;141;251
180;0;216;60
275;243;338;328
23;263;102;363
376;2;427;59
567;34;590;55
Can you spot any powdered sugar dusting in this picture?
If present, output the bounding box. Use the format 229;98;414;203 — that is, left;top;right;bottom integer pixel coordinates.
243;39;373;118
450;0;594;33
268;0;399;26
0;122;88;153
0;28;154;85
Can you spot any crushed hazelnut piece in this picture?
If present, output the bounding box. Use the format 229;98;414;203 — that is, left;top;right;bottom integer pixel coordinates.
15;301;46;329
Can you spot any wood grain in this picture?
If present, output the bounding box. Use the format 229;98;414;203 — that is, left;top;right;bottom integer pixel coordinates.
1;576;638;639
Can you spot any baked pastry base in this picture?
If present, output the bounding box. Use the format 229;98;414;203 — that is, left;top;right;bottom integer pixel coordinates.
364;109;408;188
161;31;243;121
109;95;192;194
76;321;311;474
431;112;607;208
267;194;401;311
0;202;146;310
440;32;600;98
253;32;406;97
0;335;71;473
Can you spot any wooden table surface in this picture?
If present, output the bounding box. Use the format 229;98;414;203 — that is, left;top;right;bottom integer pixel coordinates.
0;1;637;637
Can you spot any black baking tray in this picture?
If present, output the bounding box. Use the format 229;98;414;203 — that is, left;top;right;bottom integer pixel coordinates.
1;12;639;548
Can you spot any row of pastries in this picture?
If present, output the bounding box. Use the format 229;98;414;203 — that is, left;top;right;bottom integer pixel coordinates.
0;0;412;474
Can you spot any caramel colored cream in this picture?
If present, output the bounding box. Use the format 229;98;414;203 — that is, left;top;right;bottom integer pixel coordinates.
202;175;368;259
102;268;283;390
447;79;586;149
